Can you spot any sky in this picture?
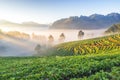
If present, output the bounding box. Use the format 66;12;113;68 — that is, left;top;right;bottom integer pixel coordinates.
0;0;120;24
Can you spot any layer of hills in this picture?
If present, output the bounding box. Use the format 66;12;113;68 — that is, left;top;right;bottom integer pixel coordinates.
0;20;48;27
50;13;120;29
105;23;120;33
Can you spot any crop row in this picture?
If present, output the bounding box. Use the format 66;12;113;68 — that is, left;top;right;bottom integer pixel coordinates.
71;66;120;80
0;51;120;80
54;34;120;56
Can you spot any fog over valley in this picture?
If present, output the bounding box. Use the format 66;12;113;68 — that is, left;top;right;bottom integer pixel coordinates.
0;26;107;56
0;13;119;56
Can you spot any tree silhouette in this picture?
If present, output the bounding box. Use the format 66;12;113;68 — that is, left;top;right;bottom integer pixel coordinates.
59;33;65;43
78;30;84;39
34;44;41;54
48;35;54;44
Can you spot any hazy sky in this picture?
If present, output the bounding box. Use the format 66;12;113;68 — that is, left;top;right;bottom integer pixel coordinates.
0;0;120;24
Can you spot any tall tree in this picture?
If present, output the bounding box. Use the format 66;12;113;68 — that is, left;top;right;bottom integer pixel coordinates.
78;30;84;39
48;35;54;44
34;44;41;54
59;33;65;43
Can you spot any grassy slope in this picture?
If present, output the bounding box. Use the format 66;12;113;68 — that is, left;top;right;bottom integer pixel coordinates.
0;34;120;80
51;34;120;56
0;49;120;80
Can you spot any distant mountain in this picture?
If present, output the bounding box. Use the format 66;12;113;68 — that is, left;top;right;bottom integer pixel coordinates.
22;22;48;27
50;13;120;29
0;20;48;27
105;23;120;33
0;20;20;27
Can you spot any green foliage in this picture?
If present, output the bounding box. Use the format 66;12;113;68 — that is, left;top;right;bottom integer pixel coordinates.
71;67;120;80
0;34;120;80
52;34;120;56
0;51;120;80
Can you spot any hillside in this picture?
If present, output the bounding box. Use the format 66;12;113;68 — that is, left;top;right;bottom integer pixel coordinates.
0;34;120;80
105;23;120;33
51;34;120;56
0;49;120;80
50;13;120;29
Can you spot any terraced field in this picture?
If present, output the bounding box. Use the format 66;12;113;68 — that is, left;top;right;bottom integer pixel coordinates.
0;34;120;80
53;34;120;56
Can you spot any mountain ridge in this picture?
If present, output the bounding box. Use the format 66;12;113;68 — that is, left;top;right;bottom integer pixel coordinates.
50;13;120;29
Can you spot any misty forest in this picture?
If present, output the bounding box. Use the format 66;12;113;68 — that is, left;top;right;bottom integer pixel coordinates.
0;0;120;80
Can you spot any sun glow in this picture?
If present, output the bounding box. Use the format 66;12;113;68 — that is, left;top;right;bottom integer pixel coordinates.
0;27;13;32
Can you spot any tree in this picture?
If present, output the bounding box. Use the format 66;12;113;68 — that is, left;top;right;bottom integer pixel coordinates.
48;35;54;44
34;44;41;54
58;33;65;43
78;30;84;39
